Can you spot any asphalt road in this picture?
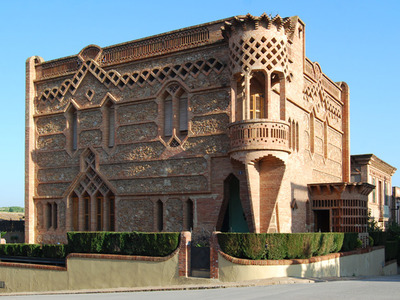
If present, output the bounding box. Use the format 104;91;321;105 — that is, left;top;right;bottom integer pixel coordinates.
3;275;400;300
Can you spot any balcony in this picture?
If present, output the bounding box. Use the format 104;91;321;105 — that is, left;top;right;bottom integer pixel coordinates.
229;120;291;154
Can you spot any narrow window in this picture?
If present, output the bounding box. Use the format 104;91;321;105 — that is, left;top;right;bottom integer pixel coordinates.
292;120;296;150
53;203;58;230
310;112;315;154
250;71;266;119
179;96;188;133
84;196;91;231
96;195;103;231
372;178;376;203
164;95;173;137
46;203;52;229
109;195;115;231
384;182;388;206
72;110;78;151
72;195;79;231
156;200;163;232
324;121;328;159
288;118;292;149
296;122;299;152
108;105;115;147
184;199;194;231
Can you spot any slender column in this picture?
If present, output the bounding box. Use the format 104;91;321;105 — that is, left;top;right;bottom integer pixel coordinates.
25;56;43;243
266;72;272;120
244;71;251;120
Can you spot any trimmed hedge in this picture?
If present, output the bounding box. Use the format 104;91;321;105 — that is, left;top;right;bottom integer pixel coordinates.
67;232;180;257
369;231;387;246
0;244;65;258
218;232;347;260
385;240;398;262
341;233;359;252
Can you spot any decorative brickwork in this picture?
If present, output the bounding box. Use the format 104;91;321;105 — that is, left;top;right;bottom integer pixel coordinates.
26;14;359;245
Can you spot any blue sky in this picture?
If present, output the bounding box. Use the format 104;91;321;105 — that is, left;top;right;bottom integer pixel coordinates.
0;0;399;207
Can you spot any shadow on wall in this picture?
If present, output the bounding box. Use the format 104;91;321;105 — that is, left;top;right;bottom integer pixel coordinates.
290;182;309;233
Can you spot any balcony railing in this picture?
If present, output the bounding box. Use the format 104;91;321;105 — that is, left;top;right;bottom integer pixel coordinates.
229;120;290;153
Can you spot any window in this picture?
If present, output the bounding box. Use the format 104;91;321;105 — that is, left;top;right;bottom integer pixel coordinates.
84;195;91;231
109;195;115;231
372;178;376;203
162;84;189;145
46;203;52;229
310;112;315;154
164;95;173;137
96;195;103;231
250;71;266;119
104;102;115;148
156;200;163;232
184;199;194;231
72;194;79;231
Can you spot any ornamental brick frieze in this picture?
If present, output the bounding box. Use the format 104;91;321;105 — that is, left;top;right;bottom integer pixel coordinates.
36;114;66;135
191;90;230;114
116;123;158;143
303;61;342;126
110;175;208;194
100;157;207;179
111;142;166;162
36;57;225;113
117;101;158;125
182;134;230;155
191;114;229;135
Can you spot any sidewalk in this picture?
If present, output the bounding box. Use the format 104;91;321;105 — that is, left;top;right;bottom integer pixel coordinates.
0;276;318;297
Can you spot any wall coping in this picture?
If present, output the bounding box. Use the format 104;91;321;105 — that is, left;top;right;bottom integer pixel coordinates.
0;233;186;271
219;246;384;266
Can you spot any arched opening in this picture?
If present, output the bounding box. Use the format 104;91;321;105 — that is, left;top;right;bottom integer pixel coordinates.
71;192;79;231
108;194;115;231
83;192;91;231
220;175;249;233
104;101;115;148
271;72;286;120
250;71;266;119
156;200;163;232
184;199;194;231
67;106;78;152
95;192;104;231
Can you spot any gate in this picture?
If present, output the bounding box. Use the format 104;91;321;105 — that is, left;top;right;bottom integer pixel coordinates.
190;245;210;278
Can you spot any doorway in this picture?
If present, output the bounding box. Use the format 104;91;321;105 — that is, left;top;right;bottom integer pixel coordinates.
314;210;330;232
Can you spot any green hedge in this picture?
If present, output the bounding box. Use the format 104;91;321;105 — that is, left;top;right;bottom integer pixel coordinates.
385;240;398;262
0;244;65;258
67;232;180;257
218;232;347;260
369;231;387;246
341;233;359;252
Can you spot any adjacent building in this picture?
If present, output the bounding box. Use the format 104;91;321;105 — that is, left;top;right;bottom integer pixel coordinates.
351;154;397;229
25;14;374;244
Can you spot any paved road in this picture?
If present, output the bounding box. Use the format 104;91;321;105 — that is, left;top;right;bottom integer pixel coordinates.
3;276;400;300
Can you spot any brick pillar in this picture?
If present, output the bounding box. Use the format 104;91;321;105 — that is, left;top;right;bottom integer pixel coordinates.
210;231;220;279
178;231;191;277
25;56;44;243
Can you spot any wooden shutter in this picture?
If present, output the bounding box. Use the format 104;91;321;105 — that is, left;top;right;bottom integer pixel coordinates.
164;99;172;136
179;97;188;132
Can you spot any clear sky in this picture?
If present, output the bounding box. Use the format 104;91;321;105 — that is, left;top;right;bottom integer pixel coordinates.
0;0;399;207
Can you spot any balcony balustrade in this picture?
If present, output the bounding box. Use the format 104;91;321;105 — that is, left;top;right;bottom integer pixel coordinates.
229;120;291;153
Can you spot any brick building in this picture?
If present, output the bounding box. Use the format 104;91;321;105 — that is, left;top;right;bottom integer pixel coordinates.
351;154;397;229
25;14;373;244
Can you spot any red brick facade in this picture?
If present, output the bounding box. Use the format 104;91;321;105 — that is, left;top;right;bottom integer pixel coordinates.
25;14;362;244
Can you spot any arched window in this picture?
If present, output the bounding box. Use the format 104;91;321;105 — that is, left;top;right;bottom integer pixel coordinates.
162;84;189;146
310;112;315;154
184;199;194;231
156;200;163;232
83;193;91;231
104;101;115;148
67;106;78;152
96;193;104;231
72;193;79;231
250;71;266;119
